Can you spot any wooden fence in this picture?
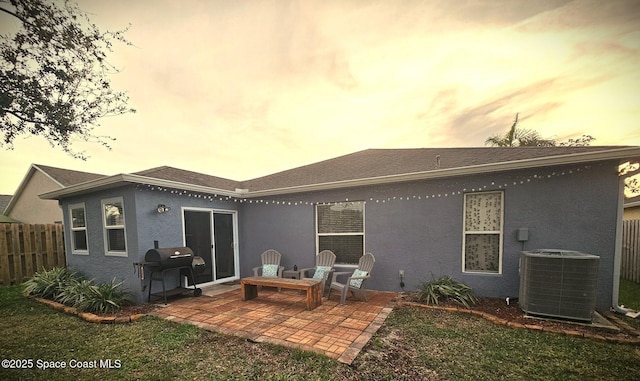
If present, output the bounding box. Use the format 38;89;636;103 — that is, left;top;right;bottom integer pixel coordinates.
622;219;640;283
0;224;66;285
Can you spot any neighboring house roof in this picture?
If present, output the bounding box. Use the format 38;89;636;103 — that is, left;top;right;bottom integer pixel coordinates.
33;164;105;187
0;194;18;223
0;214;21;223
40;146;640;200
0;194;12;213
4;164;105;215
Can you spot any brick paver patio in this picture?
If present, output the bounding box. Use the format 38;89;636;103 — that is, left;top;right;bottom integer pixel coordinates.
150;286;397;364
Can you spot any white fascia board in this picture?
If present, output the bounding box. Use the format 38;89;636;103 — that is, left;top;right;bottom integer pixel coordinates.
39;174;130;199
39;173;237;200
245;147;640;198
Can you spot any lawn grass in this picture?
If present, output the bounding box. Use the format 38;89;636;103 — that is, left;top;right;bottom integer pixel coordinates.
0;285;343;381
619;278;640;310
374;307;640;381
619;278;640;330
1;285;639;381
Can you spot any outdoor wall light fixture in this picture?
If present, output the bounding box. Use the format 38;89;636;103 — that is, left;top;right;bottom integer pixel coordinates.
157;204;171;214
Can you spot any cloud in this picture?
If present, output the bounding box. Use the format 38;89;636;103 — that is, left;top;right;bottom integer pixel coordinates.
516;0;640;32
1;0;639;195
422;71;617;146
442;0;573;26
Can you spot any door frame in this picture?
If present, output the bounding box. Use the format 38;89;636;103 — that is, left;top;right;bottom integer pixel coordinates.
181;207;240;287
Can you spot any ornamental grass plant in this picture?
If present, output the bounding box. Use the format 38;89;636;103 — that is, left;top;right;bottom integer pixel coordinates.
78;278;127;314
23;267;128;314
414;275;478;308
22;267;77;300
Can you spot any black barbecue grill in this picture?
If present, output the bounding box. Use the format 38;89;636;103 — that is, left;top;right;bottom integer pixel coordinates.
145;247;195;269
141;246;204;304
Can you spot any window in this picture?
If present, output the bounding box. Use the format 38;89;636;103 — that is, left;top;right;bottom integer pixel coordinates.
102;197;127;256
463;191;503;274
69;203;88;254
316;201;364;265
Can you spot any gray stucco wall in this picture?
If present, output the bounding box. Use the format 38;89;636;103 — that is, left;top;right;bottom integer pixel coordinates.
59;160;622;310
238;200;316;275
239;161;621;311
61;184;239;303
61;186;142;302
131;187;239;302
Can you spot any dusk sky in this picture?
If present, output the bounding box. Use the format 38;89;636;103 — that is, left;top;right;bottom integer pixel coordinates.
1;0;639;195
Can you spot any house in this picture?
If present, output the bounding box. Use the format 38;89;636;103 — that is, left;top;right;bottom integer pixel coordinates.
40;146;640;311
4;164;105;224
0;194;20;223
624;196;640;220
0;194;12;212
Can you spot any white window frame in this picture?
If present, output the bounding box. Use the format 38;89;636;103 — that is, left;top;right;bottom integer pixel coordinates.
101;197;128;257
68;202;88;255
315;201;365;266
462;191;504;274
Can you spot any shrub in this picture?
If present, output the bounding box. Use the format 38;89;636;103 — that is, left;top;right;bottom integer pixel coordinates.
414;276;478;308
75;278;128;314
23;269;128;314
22;267;77;300
56;277;94;307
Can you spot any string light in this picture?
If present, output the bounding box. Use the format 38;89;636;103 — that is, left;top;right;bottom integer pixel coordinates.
135;164;595;206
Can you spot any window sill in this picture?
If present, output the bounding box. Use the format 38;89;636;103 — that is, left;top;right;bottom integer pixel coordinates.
462;271;502;276
334;264;358;269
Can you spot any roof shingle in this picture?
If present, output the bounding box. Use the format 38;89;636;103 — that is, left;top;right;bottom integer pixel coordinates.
241;146;631;191
35;164;105;186
134;166;242;191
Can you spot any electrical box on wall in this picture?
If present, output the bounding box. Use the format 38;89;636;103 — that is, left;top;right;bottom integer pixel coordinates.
517;228;529;242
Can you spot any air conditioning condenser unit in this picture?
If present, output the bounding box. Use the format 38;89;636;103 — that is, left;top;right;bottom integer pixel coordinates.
519;249;599;322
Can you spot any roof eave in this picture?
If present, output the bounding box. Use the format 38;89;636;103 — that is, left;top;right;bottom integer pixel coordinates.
39;174;238;200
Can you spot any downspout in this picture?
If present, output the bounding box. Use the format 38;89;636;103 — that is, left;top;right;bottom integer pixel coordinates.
612;169;630;314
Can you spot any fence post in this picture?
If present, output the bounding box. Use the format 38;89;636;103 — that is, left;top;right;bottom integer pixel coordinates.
22;224;34;282
622;219;640;283
0;225;11;285
54;224;65;268
633;220;639;282
34;224;44;272
10;224;23;285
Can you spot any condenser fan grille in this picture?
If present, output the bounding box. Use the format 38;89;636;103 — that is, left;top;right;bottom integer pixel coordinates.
519;250;599;322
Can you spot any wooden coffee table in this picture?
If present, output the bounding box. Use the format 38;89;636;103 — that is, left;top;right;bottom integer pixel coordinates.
240;276;322;310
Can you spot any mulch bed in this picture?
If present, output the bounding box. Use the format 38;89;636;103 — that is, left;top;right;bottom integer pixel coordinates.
96;302;157;319
33;297;157;323
399;296;640;344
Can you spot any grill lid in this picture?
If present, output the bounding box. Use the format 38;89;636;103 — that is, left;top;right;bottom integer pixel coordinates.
145;247;194;268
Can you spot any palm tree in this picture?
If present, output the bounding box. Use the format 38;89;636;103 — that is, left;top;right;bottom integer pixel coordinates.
485;113;556;147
